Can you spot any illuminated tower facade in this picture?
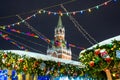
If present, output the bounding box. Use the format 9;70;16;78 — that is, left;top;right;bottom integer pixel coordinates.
47;16;72;60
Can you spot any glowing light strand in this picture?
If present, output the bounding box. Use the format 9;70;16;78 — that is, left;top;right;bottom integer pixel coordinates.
43;0;113;15
0;29;47;48
61;4;97;45
0;26;85;50
0;30;46;54
16;15;50;44
0;0;117;27
0;31;26;50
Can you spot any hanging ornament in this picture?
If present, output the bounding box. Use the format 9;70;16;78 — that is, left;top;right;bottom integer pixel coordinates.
2;58;6;64
40;62;46;70
58;62;61;67
51;66;54;71
105;57;111;62
100;49;107;57
73;72;77;77
100;49;111;62
3;53;7;58
6;63;11;67
14;65;19;70
89;61;94;67
23;65;27;71
94;56;100;64
115;73;120;79
94;49;100;55
107;44;113;48
18;58;23;63
116;50;120;58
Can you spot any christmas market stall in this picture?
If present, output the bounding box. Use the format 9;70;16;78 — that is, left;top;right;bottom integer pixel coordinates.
0;50;85;80
79;35;120;80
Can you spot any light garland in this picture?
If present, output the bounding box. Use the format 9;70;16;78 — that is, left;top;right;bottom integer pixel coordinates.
41;0;116;15
0;26;85;50
0;0;118;27
0;0;118;50
0;30;47;53
0;32;26;50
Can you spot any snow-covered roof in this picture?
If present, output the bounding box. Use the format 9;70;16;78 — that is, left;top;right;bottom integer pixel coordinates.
80;35;120;53
4;50;85;68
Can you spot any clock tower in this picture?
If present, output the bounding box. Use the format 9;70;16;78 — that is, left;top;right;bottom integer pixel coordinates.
47;16;72;60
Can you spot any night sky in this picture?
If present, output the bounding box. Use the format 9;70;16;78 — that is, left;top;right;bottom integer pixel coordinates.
0;0;120;60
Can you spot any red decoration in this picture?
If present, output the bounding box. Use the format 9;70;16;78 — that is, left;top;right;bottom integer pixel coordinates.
14;65;18;70
18;58;23;63
23;66;27;71
6;63;11;67
89;61;94;67
58;62;61;67
105;57;111;62
94;49;100;55
100;49;108;57
3;53;7;58
115;73;120;79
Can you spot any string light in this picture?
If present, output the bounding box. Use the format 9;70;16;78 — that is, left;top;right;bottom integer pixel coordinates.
88;9;92;12
96;6;99;9
80;11;83;14
38;10;42;14
48;11;51;15
66;12;69;16
33;14;36;17
0;26;85;50
72;12;76;15
54;12;57;15
0;0;117;27
104;2;108;5
0;32;26;50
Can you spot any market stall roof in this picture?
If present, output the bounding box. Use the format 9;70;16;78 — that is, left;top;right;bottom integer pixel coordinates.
80;35;120;53
4;50;85;68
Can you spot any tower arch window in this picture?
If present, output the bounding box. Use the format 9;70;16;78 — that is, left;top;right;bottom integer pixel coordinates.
60;29;62;33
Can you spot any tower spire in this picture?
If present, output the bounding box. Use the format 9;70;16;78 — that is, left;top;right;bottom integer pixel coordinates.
57;16;63;28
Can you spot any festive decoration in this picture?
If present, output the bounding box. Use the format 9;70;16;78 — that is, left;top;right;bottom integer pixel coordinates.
0;51;84;77
0;0;118;27
94;49;100;55
100;49;111;62
0;26;85;50
79;40;120;79
0;32;26;50
89;61;94;67
116;50;120;58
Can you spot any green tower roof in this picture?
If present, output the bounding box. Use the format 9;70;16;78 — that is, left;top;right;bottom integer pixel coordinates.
57;16;63;28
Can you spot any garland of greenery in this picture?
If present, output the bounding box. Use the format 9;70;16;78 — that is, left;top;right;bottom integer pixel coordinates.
79;40;120;79
0;50;84;77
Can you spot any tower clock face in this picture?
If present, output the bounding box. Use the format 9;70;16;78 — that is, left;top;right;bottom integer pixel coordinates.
58;36;63;40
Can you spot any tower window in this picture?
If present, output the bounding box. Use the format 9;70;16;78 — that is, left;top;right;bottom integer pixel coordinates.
60;29;62;33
